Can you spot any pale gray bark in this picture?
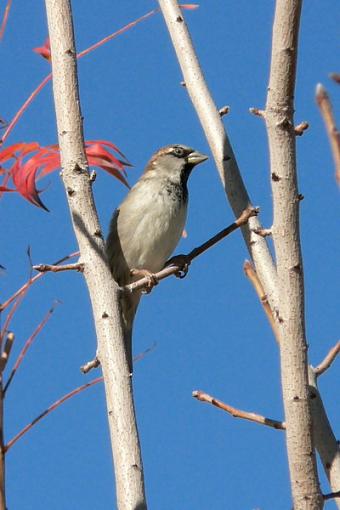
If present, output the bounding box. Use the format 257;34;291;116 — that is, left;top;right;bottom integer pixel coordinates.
265;1;323;508
44;1;146;508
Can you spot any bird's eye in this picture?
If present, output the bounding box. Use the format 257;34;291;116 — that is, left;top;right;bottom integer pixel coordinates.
173;146;185;157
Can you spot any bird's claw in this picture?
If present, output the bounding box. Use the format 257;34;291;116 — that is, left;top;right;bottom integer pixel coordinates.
165;254;191;279
130;268;159;293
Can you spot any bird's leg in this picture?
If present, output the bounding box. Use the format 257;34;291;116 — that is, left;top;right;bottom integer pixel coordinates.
165;254;191;279
130;268;159;293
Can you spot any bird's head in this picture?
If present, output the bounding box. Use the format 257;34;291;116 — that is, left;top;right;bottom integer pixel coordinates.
145;144;208;185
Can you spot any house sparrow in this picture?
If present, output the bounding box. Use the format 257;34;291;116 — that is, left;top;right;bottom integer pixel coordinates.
106;144;208;371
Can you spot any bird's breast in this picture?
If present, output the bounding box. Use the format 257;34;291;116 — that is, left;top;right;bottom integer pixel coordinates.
118;180;187;274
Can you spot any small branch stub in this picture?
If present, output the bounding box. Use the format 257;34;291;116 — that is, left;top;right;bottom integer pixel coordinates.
294;121;309;136
249;107;265;118
219;105;230;117
80;356;100;374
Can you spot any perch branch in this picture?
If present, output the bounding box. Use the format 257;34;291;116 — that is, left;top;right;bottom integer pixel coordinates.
126;207;258;293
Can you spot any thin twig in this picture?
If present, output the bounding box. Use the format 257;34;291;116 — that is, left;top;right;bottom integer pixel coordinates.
193;390;285;430
0;294;26;348
3;303;58;394
189;206;258;260
33;262;84;273
0;251;79;312
5;339;156;451
126;206;258;293
5;376;103;452
313;341;340;377
0;333;14;373
316;83;340;185
0;0;12;40
243;261;280;343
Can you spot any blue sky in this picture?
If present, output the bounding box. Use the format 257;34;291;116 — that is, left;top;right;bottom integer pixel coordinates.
1;1;339;509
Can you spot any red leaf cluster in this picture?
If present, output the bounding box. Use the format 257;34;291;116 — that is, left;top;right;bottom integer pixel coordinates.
0;140;131;211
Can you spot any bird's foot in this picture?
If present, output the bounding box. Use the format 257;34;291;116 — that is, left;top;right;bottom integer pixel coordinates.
165;254;191;279
130;268;159;293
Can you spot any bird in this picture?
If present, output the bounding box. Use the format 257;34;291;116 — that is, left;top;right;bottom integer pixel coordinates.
106;144;208;372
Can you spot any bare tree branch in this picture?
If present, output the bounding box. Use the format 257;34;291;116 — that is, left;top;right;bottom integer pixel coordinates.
44;2;146;508
157;0;279;312
193;391;285;430
264;1;323;508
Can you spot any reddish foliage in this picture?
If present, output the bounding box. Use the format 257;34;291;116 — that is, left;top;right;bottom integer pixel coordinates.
0;141;131;210
33;38;51;61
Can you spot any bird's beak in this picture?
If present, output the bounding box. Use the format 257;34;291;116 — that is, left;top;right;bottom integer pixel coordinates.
187;151;208;166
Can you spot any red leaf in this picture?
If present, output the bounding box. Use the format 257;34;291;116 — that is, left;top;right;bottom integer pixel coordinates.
33;38;51;61
10;158;49;211
0;142;40;164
